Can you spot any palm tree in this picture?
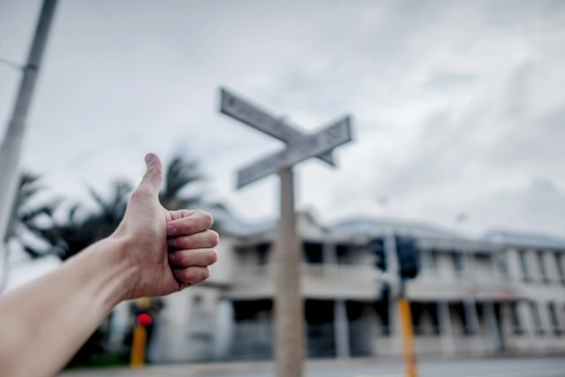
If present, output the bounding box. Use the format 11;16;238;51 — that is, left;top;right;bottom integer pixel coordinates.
0;172;60;293
4;172;61;258
159;154;203;210
48;180;133;261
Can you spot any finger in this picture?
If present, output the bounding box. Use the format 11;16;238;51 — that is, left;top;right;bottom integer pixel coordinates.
168;230;219;250
168;248;218;268
137;153;163;194
169;209;198;221
167;210;213;236
173;266;211;286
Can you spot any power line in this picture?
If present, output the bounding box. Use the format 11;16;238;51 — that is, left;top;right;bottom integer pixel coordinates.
0;56;23;71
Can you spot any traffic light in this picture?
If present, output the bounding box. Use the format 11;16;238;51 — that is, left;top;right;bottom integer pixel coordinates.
395;235;420;279
370;237;387;271
136;312;153;327
134;297;153;327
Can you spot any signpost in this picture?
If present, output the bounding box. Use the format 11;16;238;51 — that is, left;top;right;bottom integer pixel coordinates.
237;116;351;188
220;88;337;166
219;88;352;377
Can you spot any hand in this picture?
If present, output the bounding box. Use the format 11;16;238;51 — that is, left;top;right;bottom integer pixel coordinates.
112;153;218;299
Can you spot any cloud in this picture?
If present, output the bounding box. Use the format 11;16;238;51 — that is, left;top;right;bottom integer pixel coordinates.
461;178;565;236
1;0;565;239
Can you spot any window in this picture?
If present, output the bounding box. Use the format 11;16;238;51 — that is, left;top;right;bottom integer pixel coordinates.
537;252;548;283
509;302;522;334
555;253;565;283
303;242;323;264
548;303;560;334
336;244;351;265
430;250;438;270
519;250;530;281
374;299;391;336
411;303;439;336
257;243;270;265
530;302;543;334
498;255;509;279
452;252;464;275
474;253;491;276
192;294;203;306
452;302;473;336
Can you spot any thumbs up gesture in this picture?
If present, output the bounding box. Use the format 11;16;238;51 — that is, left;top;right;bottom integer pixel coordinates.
112;153;218;299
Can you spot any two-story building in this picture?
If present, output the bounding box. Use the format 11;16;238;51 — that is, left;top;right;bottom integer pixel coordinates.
109;204;565;362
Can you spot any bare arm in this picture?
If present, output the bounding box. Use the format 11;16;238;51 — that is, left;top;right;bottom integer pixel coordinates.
0;154;219;377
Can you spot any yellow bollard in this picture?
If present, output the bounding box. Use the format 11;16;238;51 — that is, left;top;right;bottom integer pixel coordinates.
130;297;151;368
130;324;147;368
399;297;418;377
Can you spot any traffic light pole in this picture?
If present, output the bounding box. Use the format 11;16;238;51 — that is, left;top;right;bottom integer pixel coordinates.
398;279;418;377
130;297;151;368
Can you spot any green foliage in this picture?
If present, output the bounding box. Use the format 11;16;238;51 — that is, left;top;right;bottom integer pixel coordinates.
160;154;203;210
5;173;61;259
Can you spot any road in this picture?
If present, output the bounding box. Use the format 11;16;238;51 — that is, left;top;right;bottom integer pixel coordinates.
60;356;565;377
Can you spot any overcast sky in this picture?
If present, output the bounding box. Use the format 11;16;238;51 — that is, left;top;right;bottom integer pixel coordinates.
1;0;565;238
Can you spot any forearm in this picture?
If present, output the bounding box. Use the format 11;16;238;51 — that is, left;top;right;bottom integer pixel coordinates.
0;236;134;377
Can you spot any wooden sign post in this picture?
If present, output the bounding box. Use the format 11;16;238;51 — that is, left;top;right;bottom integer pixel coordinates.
219;88;352;377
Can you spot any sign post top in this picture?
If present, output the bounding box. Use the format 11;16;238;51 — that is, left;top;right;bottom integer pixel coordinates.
219;87;352;189
220;87;336;167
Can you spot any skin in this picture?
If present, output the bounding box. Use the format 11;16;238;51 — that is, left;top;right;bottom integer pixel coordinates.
0;153;219;377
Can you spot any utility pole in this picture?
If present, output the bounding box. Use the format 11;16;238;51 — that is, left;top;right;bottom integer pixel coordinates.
0;0;59;283
219;88;352;377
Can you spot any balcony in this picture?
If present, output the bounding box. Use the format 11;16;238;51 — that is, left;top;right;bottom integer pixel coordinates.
226;263;380;300
407;268;522;301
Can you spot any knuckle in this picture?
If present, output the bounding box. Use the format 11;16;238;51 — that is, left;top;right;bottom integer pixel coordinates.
208;231;220;245
198;211;213;228
202;267;211;280
130;188;151;202
174;252;187;265
153;168;163;181
208;249;218;264
178;236;190;249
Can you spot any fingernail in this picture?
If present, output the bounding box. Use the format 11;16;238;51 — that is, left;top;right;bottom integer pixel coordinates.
145;153;153;164
167;238;177;247
168;253;175;263
167;224;176;234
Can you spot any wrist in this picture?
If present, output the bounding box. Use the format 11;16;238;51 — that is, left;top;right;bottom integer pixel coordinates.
84;235;139;307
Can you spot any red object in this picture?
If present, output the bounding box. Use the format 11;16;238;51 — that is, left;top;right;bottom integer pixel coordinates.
137;313;153;326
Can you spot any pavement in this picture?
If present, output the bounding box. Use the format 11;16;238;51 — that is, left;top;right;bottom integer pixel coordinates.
59;355;565;377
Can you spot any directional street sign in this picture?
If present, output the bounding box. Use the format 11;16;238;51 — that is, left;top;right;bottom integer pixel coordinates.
237;116;351;188
220;88;335;166
218;87;353;377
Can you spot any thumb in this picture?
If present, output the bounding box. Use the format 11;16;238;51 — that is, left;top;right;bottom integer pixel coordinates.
138;153;164;193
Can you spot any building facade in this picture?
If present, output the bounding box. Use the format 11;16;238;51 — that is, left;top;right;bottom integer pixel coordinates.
110;205;565;362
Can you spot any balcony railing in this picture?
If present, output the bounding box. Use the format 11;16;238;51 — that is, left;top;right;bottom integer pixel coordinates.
236;263;377;283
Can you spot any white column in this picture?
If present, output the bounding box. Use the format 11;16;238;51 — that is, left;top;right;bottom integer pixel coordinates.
464;298;482;355
438;302;455;356
506;249;522;281
484;302;503;352
214;299;234;359
334;299;350;358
